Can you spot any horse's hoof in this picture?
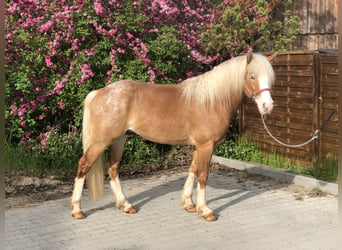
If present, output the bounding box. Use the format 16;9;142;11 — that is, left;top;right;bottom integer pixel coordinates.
185;204;196;213
126;206;137;214
203;213;217;222
72;211;86;219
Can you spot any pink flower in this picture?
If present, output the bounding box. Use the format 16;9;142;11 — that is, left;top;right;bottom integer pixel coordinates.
40;20;53;33
72;38;80;50
147;68;156;83
37;95;46;103
58;101;65;110
140;43;149;53
45;56;53;68
10;105;17;116
94;1;104;15
30;100;37;110
71;126;77;134
108;29;117;36
80;63;94;82
39;134;48;146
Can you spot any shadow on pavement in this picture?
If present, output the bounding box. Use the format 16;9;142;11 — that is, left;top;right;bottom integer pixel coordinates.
84;167;291;219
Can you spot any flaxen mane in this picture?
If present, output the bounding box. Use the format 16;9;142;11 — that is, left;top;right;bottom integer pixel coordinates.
181;53;274;108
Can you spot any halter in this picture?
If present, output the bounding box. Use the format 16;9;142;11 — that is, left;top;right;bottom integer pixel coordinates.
243;67;271;100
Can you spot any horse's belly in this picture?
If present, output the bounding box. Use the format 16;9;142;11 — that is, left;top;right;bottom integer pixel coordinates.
129;121;193;145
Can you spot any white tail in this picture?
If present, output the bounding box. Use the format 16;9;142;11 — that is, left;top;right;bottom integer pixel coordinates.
82;91;104;200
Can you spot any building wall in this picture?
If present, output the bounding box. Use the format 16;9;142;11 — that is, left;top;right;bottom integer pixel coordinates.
293;0;338;50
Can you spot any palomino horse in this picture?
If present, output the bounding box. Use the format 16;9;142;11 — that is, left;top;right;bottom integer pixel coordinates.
71;52;276;221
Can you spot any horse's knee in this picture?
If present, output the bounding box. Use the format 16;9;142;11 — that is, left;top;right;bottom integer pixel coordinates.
107;163;119;180
197;176;207;189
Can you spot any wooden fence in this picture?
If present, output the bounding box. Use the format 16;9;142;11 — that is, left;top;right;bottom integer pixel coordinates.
239;51;338;166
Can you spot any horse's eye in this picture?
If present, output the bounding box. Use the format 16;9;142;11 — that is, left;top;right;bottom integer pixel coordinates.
250;75;255;80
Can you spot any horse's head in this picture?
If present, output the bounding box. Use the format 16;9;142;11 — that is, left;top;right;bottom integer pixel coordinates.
243;52;276;115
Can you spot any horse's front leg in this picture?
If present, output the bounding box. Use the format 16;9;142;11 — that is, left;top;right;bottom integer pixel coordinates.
195;142;217;221
181;150;197;213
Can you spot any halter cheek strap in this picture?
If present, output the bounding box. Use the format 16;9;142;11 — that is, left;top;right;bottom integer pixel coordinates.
247;86;272;99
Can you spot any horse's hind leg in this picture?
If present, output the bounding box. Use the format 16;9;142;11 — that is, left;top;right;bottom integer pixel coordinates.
107;136;136;214
71;143;106;219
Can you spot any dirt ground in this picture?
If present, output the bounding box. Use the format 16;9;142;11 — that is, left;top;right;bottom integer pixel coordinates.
5;146;325;209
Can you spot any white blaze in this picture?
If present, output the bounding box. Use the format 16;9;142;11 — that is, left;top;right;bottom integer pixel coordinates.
255;76;273;115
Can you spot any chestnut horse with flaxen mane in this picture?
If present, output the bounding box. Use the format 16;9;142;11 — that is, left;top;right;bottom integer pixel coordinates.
71;52;276;221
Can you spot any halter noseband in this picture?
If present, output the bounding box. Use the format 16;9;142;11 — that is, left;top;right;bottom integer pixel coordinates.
243;67;271;100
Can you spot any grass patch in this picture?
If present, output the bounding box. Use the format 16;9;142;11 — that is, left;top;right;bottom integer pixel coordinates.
306;153;338;183
215;136;337;182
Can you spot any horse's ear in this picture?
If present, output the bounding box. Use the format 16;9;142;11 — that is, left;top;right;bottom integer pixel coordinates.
267;52;278;62
247;52;253;64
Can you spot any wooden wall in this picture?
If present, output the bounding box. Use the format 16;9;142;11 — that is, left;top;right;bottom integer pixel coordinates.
292;0;338;50
239;51;338;166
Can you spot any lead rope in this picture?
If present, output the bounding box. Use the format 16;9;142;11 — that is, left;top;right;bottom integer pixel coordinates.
260;108;337;148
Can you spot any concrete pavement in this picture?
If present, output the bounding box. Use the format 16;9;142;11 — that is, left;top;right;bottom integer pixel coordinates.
5;167;338;250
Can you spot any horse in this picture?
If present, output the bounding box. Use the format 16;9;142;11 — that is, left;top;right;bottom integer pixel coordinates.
71;52;276;222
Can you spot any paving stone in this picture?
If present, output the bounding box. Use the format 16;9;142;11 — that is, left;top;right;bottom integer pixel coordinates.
5;170;337;250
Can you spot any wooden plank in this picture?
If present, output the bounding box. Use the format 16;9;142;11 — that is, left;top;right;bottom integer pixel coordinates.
288;55;315;65
273;55;314;66
245;119;313;132
272;100;313;109
320;55;338;64
274;79;314;87
321;65;338;75
322;86;340;92
321;74;339;84
321;102;338;109
321;135;339;144
321;90;339;98
249;139;313;157
243;122;314;136
243;107;315;121
320;144;338;155
319;122;338;133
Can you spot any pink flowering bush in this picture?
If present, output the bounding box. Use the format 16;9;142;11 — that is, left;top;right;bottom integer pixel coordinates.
5;0;216;146
5;0;299;148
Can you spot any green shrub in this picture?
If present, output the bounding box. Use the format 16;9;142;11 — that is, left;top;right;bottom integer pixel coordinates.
214;136;264;162
121;136;162;165
5;128;82;178
5;132;163;178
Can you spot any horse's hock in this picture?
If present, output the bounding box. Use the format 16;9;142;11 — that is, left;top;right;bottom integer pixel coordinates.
240;50;338;167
